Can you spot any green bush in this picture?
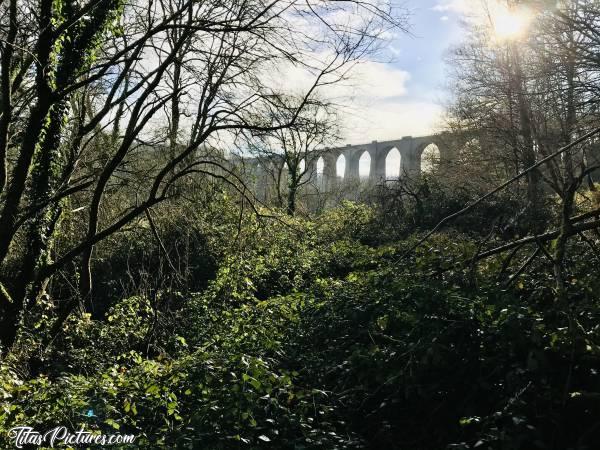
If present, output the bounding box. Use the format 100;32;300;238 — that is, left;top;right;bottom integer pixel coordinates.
2;199;599;450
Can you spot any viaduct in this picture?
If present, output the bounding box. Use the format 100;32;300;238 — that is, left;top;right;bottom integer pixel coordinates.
237;134;455;203
217;131;600;207
303;134;450;181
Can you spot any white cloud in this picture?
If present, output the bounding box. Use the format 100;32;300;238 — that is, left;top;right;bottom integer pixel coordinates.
333;63;443;142
258;1;436;144
273;59;442;143
340;100;444;143
256;5;451;145
269;59;410;103
433;0;503;22
345;61;410;98
432;0;473;14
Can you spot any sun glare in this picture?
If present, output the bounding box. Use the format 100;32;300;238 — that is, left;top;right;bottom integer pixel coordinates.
489;3;532;41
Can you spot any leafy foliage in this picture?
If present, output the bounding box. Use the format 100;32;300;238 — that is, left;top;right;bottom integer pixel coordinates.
1;202;600;449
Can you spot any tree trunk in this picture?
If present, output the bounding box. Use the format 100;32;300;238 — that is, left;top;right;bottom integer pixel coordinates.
510;43;541;229
287;183;298;215
0;0;18;196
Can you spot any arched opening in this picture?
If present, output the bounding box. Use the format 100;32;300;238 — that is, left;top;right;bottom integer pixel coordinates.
298;159;306;173
254;163;263;184
336;154;346;179
385;148;401;179
296;158;306;180
316;156;325;175
421;144;440;173
359;151;371;178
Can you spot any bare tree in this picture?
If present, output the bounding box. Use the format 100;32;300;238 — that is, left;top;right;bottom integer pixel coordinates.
0;0;407;350
443;0;600;297
249;97;339;215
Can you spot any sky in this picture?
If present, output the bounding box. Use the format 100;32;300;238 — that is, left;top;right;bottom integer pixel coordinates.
338;0;467;144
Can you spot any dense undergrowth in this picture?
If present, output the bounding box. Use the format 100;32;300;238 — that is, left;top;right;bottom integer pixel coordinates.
1;198;600;449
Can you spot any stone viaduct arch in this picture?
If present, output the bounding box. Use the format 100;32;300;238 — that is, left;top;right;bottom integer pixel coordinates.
313;134;452;185
236;133;457;205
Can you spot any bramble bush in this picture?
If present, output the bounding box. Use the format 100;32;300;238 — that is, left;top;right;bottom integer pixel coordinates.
1;201;599;449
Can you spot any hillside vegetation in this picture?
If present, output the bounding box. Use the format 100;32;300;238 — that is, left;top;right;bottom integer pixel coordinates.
2;192;599;449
